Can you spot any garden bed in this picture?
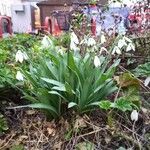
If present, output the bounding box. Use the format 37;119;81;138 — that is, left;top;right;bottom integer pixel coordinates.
0;33;150;150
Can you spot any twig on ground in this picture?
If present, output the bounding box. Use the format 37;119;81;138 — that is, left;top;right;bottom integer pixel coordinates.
0;134;15;150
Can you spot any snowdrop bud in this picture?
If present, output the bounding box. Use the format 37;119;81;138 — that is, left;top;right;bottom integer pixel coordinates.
87;37;96;47
101;34;106;44
131;110;138;122
16;50;24;63
144;77;150;87
112;46;121;55
118;39;127;49
94;56;101;68
16;71;24;81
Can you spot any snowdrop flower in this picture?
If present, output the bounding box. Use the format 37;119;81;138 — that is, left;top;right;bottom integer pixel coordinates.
87;37;96;47
94;56;101;67
70;41;79;52
16;50;28;63
70;32;79;53
23;51;28;60
131;110;138;122
41;35;53;48
58;48;64;55
100;34;106;44
112;46;121;55
144;77;150;87
117;39;127;49
123;36;132;43
70;32;79;45
70;32;79;52
15;50;24;63
126;43;135;52
100;47;109;55
16;71;24;81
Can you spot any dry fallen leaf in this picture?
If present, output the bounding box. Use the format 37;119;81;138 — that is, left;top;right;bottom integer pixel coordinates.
47;127;56;136
105;136;111;144
74;116;87;129
53;142;62;150
26;110;36;115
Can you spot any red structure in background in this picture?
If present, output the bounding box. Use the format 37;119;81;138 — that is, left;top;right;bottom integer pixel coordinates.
128;3;150;33
0;16;12;38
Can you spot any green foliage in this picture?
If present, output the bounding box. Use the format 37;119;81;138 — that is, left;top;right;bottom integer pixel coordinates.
21;51;119;118
99;100;112;110
10;144;24;150
117;72;141;108
134;62;150;77
0;114;8;133
0;34;40;91
50;33;71;48
76;142;94;150
114;98;133;112
99;98;136;112
99;72;141;112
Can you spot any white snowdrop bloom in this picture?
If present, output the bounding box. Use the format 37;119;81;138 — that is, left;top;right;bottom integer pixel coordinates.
117;39;127;49
58;48;64;55
23;51;28;60
101;47;107;52
41;35;53;48
131;110;138;122
101;34;106;44
112;46;121;55
70;32;79;52
126;43;135;52
144;77;150;87
123;36;132;43
70;41;78;51
100;47;109;54
94;56;101;68
70;32;79;45
15;50;24;63
87;37;96;47
16;71;24;81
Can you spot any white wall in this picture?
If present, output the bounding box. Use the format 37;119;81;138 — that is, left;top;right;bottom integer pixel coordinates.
0;0;40;16
11;4;34;33
0;0;22;16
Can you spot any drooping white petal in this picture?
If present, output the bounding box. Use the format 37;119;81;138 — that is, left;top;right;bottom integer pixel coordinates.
112;46;121;55
94;56;101;67
58;48;64;55
70;41;77;50
16;71;24;81
87;37;96;47
118;39;127;49
144;77;150;87
23;51;28;60
131;110;138;122
126;43;135;52
123;36;132;43
71;32;79;45
101;34;106;44
41;35;53;48
15;50;24;63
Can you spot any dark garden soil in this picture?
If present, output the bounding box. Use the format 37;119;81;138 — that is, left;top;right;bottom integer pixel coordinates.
0;91;150;150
